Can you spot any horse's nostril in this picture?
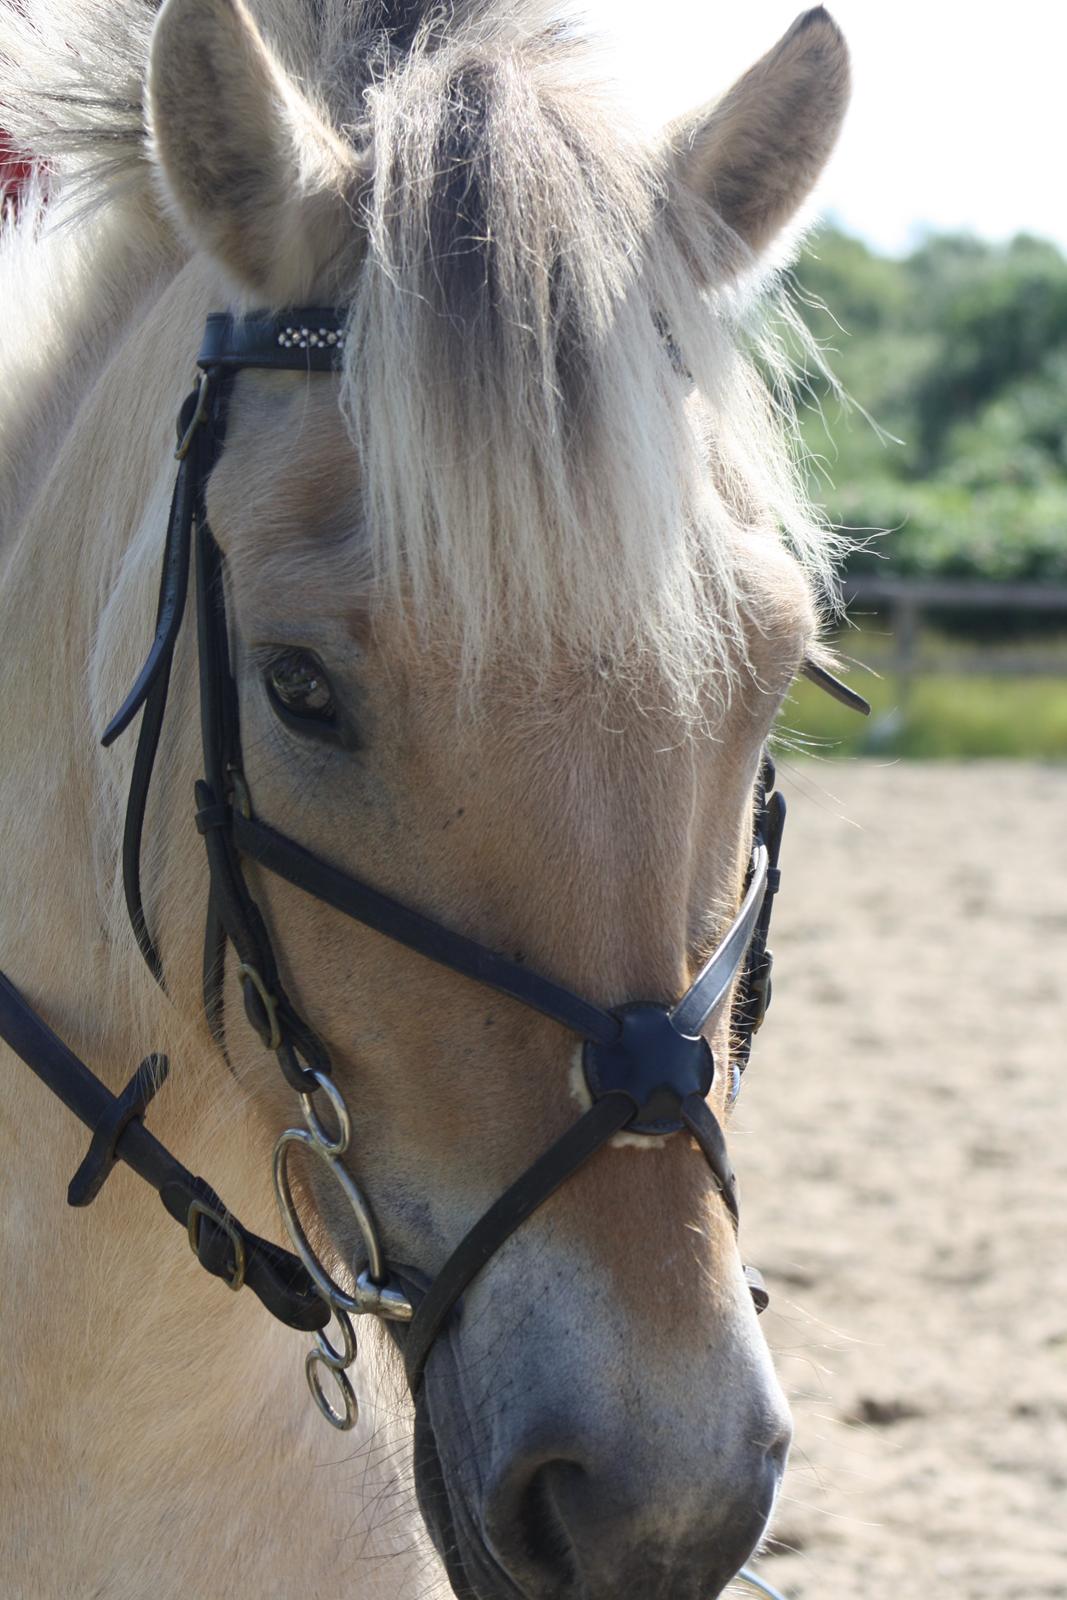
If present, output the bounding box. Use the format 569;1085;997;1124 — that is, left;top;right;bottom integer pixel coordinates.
513;1460;583;1579
484;1436;784;1598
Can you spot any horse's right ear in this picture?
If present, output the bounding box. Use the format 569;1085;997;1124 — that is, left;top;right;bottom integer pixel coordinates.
147;0;365;302
663;7;850;276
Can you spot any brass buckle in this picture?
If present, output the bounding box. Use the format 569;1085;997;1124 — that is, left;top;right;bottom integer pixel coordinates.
237;962;282;1052
187;1198;247;1292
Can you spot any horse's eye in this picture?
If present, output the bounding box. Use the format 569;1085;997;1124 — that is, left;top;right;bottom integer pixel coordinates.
266;650;336;727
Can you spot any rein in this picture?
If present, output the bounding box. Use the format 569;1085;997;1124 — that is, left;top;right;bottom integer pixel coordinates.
0;306;868;1433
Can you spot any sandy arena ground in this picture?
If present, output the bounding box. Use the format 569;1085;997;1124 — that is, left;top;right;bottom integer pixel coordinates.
734;761;1067;1600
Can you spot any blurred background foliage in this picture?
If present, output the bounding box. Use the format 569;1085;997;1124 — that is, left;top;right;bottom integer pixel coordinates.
794;227;1067;585
777;227;1067;758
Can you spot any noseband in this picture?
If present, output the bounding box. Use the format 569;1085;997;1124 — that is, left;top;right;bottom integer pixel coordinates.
0;307;868;1430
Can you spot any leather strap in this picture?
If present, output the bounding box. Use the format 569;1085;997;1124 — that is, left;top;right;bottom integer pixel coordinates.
801;658;871;716
0;970;328;1332
744;1265;770;1315
402;1092;635;1390
100;391;198;749
679;1092;739;1228
67;1053;167;1207
668;841;769;1039
102;387;201;981
402;1081;752;1392
191;458;331;1090
229;809;624;1049
733;760;787;1084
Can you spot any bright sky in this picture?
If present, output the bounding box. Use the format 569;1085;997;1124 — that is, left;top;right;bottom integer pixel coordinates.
579;2;1067;257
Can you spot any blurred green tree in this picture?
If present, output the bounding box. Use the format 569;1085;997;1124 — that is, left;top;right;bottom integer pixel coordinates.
790;226;1067;592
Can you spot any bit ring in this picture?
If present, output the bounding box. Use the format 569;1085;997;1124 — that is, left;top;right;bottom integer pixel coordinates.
306;1347;357;1431
299;1069;350;1156
316;1306;357;1372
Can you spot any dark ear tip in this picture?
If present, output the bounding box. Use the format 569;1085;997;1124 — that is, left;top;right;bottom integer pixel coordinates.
796;6;834;26
790;7;846;42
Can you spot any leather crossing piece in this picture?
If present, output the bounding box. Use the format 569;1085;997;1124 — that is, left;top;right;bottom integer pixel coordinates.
0;971;328;1331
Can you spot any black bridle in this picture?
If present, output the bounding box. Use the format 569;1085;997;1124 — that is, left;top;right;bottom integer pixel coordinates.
0;307;869;1419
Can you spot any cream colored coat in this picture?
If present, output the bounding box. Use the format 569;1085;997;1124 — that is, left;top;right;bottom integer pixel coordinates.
0;3;850;1594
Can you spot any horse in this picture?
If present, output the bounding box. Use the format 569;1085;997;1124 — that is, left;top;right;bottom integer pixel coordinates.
0;2;851;1595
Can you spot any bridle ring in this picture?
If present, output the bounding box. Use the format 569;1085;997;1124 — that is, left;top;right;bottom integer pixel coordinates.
299;1069;350;1156
273;1127;385;1308
315;1303;358;1371
305;1346;358;1431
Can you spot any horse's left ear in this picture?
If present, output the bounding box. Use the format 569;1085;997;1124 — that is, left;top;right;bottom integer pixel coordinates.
664;7;850;270
147;0;365;302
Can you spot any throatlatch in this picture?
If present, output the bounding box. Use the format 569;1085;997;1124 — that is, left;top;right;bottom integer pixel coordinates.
0;306;869;1432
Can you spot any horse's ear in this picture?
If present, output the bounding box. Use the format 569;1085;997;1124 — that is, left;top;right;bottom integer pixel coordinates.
664;7;850;271
147;0;364;301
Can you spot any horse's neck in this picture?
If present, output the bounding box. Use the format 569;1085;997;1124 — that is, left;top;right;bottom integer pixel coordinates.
0;199;162;1007
0;214;422;1594
0;191;178;542
0;205;195;1063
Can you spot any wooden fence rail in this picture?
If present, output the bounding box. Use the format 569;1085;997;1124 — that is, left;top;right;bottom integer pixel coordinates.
842;578;1067;688
845;578;1067;612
